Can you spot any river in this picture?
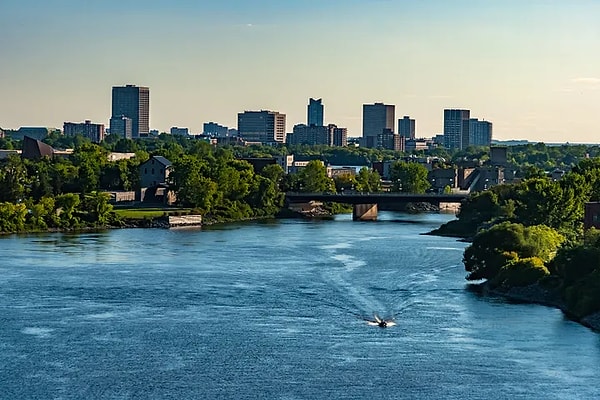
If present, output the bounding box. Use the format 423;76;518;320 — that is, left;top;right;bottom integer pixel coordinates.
1;212;599;399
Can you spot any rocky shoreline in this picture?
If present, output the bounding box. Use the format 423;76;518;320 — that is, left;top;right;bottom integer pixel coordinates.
477;282;600;332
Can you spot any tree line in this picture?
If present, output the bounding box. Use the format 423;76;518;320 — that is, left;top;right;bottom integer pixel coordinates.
434;157;600;318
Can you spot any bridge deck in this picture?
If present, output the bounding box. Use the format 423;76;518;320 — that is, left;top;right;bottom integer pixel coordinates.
286;192;468;205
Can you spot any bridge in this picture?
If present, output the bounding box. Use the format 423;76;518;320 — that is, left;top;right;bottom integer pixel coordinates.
285;192;468;221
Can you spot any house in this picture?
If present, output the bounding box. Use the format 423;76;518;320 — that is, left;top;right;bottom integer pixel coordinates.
139;156;175;205
139;156;172;187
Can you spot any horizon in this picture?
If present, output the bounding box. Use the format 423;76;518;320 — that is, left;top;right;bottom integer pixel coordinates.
1;0;599;142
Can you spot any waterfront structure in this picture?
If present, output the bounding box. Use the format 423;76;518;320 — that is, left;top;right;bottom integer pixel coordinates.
63;120;105;143
203;122;229;137
110;84;149;138
362;103;395;148
443;109;470;150
109;116;133;139
237;110;286;144
170;127;189;136
398;116;416;139
469;119;493;147
308;98;324;127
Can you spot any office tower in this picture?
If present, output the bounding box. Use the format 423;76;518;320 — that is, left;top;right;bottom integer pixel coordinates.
362;103;395;148
443;109;470;150
237;110;286;144
109;116;133;139
308;98;324;127
398;116;416;139
111;84;149;138
203;122;229;137
469;119;493;147
63;120;105;143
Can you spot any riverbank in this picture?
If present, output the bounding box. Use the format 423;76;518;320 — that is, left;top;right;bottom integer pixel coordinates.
476;282;600;332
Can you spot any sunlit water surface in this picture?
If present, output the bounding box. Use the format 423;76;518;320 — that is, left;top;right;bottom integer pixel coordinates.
1;212;599;399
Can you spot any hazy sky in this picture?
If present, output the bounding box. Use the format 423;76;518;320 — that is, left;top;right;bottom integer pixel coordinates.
1;0;599;142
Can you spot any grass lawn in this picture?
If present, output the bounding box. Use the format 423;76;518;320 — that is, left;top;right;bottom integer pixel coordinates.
113;207;192;219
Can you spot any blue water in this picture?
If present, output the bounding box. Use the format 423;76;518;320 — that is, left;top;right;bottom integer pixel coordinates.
1;212;599;399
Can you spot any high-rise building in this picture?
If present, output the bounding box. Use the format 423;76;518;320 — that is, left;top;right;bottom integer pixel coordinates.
469;119;493;147
308;98;324;127
111;84;149;138
443;109;470;150
329;124;347;147
237;110;286;144
63;120;105;143
362;103;395;148
398;116;415;139
109;116;133;139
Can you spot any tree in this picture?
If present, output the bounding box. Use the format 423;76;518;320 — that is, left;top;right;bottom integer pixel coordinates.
260;164;285;187
296;160;335;193
463;222;564;282
0;202;27;233
170;155;218;211
246;175;284;216
0;155;28;202
55;193;81;228
513;178;583;233
83;192;113;226
72;143;108;194
333;173;357;193
355;167;381;193
389;161;430;193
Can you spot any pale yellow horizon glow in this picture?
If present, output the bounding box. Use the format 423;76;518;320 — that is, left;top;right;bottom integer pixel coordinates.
1;1;599;143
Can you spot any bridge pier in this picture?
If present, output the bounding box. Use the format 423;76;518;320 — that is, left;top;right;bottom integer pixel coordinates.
353;203;378;221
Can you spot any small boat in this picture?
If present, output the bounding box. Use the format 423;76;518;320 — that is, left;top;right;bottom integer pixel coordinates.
366;314;396;328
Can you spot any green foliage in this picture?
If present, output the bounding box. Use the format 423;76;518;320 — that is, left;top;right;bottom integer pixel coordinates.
0;202;27;232
355;167;381;193
491;257;550;287
389;161;430;193
0;155;28;202
296;160;335;193
82;192;113;226
333;173;357;193
55;193;81;228
72;143;109;194
464;222;564;282
260;164;285;186
563;270;600;317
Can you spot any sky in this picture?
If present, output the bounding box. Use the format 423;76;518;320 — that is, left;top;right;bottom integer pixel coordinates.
1;0;599;143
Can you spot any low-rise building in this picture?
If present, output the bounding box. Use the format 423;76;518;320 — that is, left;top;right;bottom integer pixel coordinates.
170;127;189;136
139;155;172;187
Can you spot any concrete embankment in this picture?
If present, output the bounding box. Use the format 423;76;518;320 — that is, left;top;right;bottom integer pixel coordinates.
168;215;202;228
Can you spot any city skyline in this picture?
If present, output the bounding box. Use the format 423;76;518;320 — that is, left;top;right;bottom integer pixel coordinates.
1;0;599;142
